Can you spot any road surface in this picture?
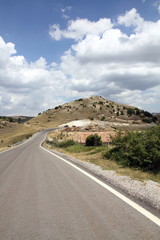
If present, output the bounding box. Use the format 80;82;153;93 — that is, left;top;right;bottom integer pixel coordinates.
0;131;159;240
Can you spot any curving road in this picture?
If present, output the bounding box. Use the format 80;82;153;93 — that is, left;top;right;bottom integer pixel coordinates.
0;131;159;240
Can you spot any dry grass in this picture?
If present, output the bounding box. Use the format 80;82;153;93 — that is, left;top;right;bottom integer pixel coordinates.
0;112;62;152
30;96;156;130
0;122;42;151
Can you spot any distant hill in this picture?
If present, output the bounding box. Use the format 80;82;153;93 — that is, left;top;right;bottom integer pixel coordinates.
30;96;159;128
0;116;33;124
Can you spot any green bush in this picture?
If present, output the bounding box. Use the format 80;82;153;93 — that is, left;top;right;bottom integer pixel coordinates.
86;134;102;146
120;111;124;115
99;101;104;105
101;116;105;121
89;116;94;120
55;105;62;110
26;134;32;139
66;145;95;153
55;139;76;148
9;117;13;122
127;108;135;116
104;126;160;172
142;118;152;123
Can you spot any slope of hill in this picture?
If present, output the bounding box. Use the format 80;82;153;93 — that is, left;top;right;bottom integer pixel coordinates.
0;119;41;151
30;96;158;128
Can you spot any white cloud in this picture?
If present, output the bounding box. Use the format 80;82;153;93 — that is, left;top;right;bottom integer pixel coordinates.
56;9;160;112
0;37;68;115
1;8;160;115
153;1;160;13
117;8;144;32
49;18;113;41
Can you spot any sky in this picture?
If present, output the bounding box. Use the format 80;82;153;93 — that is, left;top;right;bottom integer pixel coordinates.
0;0;160;116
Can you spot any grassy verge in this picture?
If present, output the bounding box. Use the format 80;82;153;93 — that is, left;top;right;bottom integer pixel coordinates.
44;140;160;183
0;123;42;152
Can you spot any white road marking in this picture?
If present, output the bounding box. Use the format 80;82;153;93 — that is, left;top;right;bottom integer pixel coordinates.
41;145;160;227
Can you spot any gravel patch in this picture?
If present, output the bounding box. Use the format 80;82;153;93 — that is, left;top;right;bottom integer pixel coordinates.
48;148;160;211
59;119;149;128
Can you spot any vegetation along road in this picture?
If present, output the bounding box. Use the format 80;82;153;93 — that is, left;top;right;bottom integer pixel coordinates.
0;130;159;240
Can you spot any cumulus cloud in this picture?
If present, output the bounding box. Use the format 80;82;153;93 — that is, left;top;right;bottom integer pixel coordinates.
1;8;160;115
0;37;68;115
117;8;144;31
51;8;160;112
49;18;113;41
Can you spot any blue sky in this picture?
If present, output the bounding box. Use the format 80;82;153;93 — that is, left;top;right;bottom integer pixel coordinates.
0;0;159;63
0;0;160;115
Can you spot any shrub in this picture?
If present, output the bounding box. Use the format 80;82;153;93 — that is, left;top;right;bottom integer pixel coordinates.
144;111;152;117
120;111;124;115
89;116;94;120
18;117;21;123
66;145;95;153
104;126;160;172
26;134;32;139
101;116;105;121
55;105;62;110
152;116;158;123
99;101;104;105
142;118;152;123
127;108;135;116
9;117;13;122
55;139;76;148
135;108;141;115
86;134;102;146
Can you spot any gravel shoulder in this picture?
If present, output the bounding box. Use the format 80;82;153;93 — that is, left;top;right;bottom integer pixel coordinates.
43;146;160;212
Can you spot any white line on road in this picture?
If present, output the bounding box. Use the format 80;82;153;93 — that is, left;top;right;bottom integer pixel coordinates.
41;145;160;227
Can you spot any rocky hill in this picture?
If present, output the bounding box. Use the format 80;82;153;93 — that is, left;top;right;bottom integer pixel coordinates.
30;96;159;128
0;96;159;151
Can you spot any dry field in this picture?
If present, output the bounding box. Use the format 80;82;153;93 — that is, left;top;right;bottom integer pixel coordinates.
0;121;42;151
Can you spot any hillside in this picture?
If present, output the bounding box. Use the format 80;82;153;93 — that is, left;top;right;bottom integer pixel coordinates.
0;119;41;151
30;96;159;128
0;96;159;151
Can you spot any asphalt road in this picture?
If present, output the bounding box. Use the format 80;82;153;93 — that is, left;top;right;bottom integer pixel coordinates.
0;131;159;240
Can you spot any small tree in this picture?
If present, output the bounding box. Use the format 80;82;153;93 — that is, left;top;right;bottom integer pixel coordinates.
86;134;102;146
18;117;21;123
101;116;105;121
9;117;13;122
